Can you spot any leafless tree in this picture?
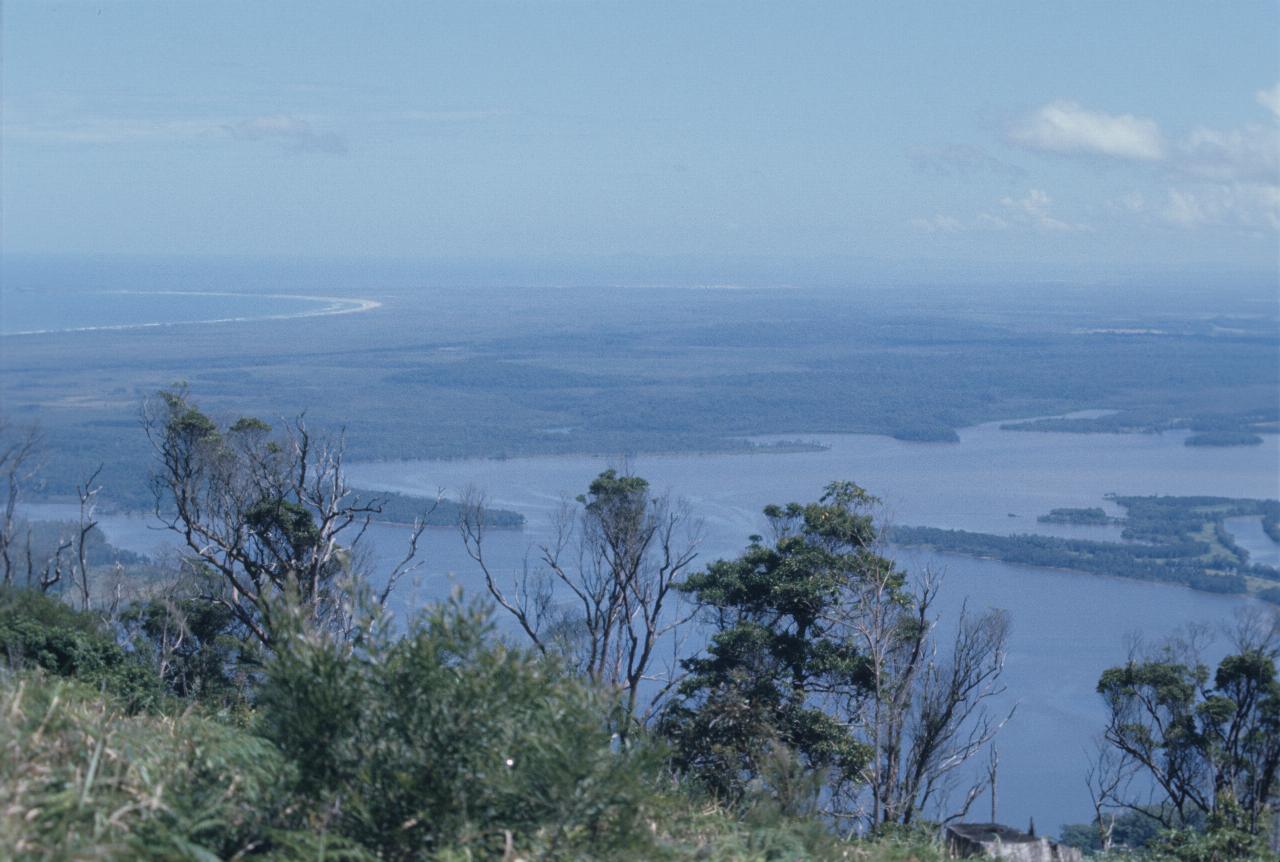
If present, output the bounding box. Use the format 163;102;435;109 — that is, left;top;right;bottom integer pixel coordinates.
0;420;43;586
71;465;103;611
0;420;95;597
145;389;427;647
987;746;999;824
460;468;701;726
29;532;73;594
1083;740;1131;852
835;559;1012;828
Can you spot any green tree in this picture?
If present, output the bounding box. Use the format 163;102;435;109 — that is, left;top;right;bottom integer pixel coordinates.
145;388;426;647
1094;614;1280;841
121;590;252;707
663;482;1009;828
660;483;879;807
0;585;163;713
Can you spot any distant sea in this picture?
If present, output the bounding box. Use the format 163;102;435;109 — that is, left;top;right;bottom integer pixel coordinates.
0;289;346;336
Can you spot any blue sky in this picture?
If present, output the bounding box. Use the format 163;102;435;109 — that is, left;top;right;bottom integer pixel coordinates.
3;1;1278;280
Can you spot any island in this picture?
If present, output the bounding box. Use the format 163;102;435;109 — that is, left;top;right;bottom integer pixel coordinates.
1184;431;1265;447
891;424;961;443
1037;507;1117;526
350;489;525;528
890;496;1280;603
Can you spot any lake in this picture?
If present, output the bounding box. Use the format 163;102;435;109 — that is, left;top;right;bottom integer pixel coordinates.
1225;515;1280;567
343;418;1279;834
29;418;1280;835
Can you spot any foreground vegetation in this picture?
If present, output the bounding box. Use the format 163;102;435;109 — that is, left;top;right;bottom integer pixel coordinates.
1;585;957;861
6;581;1276;861
2;396;1277;860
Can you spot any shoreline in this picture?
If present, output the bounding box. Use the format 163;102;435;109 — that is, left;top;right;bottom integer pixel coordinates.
1;290;383;337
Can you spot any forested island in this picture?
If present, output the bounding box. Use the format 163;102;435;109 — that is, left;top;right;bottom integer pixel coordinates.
890;424;961;443
1185;431;1265;447
1000;405;1278;444
1038;507;1117;526
351;489;525;528
892;496;1280;603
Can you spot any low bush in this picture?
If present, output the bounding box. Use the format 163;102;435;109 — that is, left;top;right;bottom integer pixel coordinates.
258;598;663;860
0;587;162;713
0;671;357;860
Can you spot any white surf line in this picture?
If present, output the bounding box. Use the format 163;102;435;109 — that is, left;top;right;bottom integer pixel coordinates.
2;290;383;337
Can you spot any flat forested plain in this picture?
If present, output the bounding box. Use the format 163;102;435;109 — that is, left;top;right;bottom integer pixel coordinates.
2;255;1277;509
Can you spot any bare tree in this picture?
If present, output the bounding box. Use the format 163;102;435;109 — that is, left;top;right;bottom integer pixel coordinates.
0;420;43;586
71;465;103;611
1083;740;1131;852
29;531;73;594
987;746;999;824
145;389;427;647
0;420;94;597
839;562;1012;827
461;468;701;726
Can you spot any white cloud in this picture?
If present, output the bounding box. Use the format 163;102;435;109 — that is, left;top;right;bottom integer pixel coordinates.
3;117;220;145
4;107;502;154
224;114;347;154
1160;184;1279;230
1257;83;1280;119
1111;191;1146;213
4;112;348;155
1178;124;1278;183
1009;100;1165;161
912;189;1089;234
910;214;965;234
1005;89;1279;234
386;109;509;123
998;189;1091;232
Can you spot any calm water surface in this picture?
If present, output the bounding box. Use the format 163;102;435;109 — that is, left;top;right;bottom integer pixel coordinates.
1225;515;1280;567
345;421;1279;834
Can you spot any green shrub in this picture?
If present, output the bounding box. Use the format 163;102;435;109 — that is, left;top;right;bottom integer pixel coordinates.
0;587;954;860
0;671;359;861
257;598;663;860
120;596;254;709
0;587;163;713
1142;824;1274;862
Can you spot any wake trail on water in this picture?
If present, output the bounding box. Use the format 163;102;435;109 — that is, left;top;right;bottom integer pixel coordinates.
2;290;383;337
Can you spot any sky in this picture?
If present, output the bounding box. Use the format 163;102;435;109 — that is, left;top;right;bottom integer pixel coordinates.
3;1;1278;281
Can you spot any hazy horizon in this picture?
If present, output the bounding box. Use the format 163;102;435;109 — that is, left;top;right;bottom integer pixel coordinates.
4;1;1277;279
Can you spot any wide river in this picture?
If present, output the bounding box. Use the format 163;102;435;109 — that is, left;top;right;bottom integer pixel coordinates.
46;418;1279;835
344;418;1280;835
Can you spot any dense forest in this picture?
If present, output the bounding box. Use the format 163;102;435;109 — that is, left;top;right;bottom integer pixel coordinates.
2;396;1277;860
4;260;1276;512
